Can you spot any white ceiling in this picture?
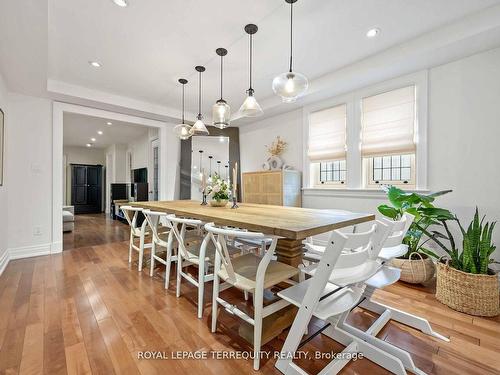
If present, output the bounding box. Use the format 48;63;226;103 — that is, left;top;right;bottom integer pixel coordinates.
2;0;500;124
63;112;150;149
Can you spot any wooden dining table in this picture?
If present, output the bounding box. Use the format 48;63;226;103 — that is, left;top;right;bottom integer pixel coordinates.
130;200;375;267
130;200;374;343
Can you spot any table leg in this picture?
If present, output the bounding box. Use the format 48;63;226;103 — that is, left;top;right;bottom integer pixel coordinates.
275;238;304;268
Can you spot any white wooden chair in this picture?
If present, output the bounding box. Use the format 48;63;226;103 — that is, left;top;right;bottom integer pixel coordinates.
142;209;177;288
121;206;152;272
275;222;425;375
375;212;414;261
302;209;360;263
168;214;236;319
357;212;449;343
207;223;298;371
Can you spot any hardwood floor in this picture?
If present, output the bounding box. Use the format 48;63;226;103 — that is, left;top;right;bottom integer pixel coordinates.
1;239;499;374
63;214;129;251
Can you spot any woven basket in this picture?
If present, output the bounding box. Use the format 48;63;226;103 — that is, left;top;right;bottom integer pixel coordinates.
436;261;500;317
390;252;435;284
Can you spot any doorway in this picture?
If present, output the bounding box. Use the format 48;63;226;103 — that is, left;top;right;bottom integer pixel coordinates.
53;102;174;254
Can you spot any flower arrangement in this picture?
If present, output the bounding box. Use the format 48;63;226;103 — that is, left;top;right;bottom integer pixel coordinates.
205;173;231;203
266;136;288;156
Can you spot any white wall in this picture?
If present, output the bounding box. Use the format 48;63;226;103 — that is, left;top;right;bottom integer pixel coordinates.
240;109;304;173
128;132;150;170
0;73;9;273
7;93;53;258
64;145;105;166
240;47;500;263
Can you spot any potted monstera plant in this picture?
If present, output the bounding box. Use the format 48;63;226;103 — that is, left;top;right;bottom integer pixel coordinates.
432;209;499;316
378;186;454;284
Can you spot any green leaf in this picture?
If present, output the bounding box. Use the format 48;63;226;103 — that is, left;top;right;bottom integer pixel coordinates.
419;247;440;259
427;189;453;198
377;204;399;219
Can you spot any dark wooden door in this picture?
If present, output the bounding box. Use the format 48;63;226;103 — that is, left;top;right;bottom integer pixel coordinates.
71;164;102;214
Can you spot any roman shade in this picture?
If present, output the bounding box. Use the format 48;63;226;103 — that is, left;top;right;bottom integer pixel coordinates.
307;104;347;161
361;85;416;157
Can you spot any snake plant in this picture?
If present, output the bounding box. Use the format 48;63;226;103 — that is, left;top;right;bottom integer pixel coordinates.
449;208;496;274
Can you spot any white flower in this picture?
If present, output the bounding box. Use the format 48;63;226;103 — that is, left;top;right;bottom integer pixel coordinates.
212;184;221;193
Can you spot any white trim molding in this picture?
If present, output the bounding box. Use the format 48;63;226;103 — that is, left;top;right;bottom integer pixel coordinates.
9;243;51;260
52;102;171;253
0;250;10;276
302;187;430;200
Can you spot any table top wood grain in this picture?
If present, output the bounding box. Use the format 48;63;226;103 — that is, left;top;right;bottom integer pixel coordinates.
130;200;375;240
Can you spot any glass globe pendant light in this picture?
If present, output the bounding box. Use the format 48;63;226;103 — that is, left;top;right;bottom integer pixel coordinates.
212;48;231;129
239;24;263;117
173;78;192;140
190;66;210;136
272;0;308;103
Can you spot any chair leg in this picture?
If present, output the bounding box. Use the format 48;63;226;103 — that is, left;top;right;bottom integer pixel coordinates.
211;273;220;333
253;288;264;371
165;249;172;290
176;255;182;298
128;231;133;264
150;240;156;277
244;290;249;301
138;234;145;272
197;261;205;319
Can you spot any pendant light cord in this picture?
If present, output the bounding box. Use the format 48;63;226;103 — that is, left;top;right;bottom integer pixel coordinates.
289;1;293;72
181;84;185;123
198;70;202;116
249;33;253;91
220;55;223;100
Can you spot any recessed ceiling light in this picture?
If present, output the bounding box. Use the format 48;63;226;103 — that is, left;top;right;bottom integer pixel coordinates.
366;28;380;38
90;137;96;142
86;143;92;147
106;121;112;125
97;130;103;135
89;61;102;68
112;0;128;7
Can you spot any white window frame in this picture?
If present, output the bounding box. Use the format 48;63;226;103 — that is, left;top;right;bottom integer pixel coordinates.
314;160;348;187
364;154;416;189
303;70;428;193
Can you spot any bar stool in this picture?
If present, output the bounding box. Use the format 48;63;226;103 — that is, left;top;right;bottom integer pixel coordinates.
142;209;176;288
121;206;152;272
207;223;298;370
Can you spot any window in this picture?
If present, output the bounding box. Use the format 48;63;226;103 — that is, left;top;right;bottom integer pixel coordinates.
307;104;347;187
319;161;346;184
369;154;414;186
361;85;416;187
304;71;427;192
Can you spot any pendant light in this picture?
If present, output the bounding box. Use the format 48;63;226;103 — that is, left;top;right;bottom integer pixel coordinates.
213;48;231;128
173;78;192;140
272;0;308;103
239;24;263;117
190;66;209;136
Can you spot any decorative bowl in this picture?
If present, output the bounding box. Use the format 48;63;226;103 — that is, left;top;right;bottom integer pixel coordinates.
209;199;229;207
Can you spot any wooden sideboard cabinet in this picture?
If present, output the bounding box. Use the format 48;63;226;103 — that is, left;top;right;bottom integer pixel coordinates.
242;170;302;207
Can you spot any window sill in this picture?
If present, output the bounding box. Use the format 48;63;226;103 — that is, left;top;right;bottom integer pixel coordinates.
302;187;430;199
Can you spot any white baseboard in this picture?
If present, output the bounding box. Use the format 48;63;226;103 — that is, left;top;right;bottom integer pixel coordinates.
51;241;63;254
9;243;52;260
0;250;9;276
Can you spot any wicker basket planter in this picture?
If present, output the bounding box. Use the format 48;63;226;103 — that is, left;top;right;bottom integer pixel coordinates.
390;253;435;284
436;261;500;317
